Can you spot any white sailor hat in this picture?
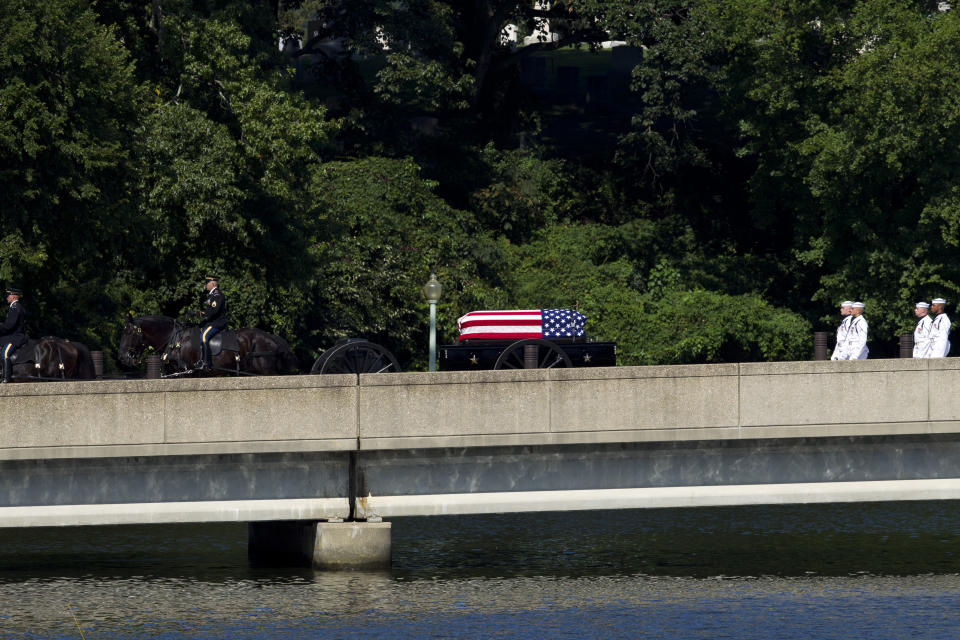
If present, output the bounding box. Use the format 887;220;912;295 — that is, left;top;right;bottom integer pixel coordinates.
933;298;948;305
840;300;854;307
852;302;865;308
916;301;930;309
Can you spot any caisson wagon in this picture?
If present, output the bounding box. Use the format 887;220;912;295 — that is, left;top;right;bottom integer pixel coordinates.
439;309;616;371
309;309;616;374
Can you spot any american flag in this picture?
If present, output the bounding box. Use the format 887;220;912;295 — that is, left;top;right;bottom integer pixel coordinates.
457;309;587;342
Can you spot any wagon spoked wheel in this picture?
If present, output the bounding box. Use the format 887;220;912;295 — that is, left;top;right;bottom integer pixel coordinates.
493;339;573;370
311;340;402;374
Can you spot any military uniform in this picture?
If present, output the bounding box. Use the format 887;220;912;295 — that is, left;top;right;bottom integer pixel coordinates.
198;275;228;369
930;298;951;358
845;313;869;360
913;302;933;358
0;288;27;382
830;302;854;360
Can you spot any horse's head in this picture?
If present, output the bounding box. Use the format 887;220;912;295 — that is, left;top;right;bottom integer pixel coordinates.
118;317;146;367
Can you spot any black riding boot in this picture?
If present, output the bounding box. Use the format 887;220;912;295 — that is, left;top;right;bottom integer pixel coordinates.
196;342;211;371
2;357;10;383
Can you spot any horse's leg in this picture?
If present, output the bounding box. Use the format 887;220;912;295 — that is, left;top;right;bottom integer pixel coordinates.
236;331;254;375
56;340;67;379
253;333;274;375
58;342;72;379
185;342;200;373
261;332;293;375
253;337;269;375
12;360;35;382
212;351;238;375
246;333;262;375
258;331;282;375
35;340;50;379
64;343;80;379
44;341;57;380
76;342;95;379
172;331;196;374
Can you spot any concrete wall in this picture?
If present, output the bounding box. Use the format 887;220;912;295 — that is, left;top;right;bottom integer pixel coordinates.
3;358;960;525
1;358;959;460
0;375;358;460
358;358;960;450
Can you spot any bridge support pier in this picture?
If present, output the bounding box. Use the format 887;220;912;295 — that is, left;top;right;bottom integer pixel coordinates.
248;520;391;570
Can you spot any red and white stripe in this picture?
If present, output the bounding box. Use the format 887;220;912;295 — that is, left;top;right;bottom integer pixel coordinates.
457;310;542;341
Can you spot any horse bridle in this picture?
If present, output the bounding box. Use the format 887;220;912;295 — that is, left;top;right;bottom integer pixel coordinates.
125;321;179;365
162;323;193;370
124;323;146;364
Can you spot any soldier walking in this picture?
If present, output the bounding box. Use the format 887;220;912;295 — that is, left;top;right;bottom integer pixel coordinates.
830;301;854;360
845;302;869;360
929;297;951;358
913;302;933;358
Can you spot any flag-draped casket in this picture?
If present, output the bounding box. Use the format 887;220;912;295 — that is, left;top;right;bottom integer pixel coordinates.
442;309;615;370
457;309;587;342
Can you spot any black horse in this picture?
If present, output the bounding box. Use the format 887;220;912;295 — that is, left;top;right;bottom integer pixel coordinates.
118;315;298;376
5;336;95;382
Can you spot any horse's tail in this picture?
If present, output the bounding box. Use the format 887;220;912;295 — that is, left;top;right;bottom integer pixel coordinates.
243;329;298;374
276;339;299;374
71;341;96;380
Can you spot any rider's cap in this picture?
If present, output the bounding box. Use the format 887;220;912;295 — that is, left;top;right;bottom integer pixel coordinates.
204;274;219;283
852;301;865;308
933;298;948;305
5;287;22;296
916;302;930;309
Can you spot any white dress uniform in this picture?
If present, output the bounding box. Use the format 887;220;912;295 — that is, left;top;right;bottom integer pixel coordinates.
845;314;869;360
830;315;852;360
913;314;933;358
930;312;952;358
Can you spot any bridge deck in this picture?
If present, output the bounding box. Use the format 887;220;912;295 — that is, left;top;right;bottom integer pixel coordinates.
1;359;958;526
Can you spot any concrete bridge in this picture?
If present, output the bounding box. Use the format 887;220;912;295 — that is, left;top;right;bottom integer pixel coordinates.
3;358;960;566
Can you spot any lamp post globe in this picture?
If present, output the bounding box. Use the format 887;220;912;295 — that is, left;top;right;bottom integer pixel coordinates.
423;273;442;304
423;273;442;371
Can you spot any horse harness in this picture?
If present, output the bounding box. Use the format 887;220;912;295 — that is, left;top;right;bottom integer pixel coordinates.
9;338;70;380
162;325;242;373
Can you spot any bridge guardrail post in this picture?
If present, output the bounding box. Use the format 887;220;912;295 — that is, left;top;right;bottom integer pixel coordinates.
146;354;162;379
90;351;104;379
814;331;829;360
899;334;914;358
523;344;538;369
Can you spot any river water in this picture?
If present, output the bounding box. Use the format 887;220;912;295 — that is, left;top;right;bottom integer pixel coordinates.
3;501;960;638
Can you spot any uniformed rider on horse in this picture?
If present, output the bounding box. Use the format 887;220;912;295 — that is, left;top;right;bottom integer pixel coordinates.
196;274;228;371
1;287;27;383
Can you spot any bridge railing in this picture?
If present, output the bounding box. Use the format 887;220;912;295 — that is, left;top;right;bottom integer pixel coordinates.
1;358;958;461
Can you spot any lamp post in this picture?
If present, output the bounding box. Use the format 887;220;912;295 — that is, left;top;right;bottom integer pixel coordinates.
422;273;443;372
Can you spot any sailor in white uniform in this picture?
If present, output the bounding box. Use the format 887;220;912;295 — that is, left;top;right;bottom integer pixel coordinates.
929;298;952;358
913;301;933;358
830;301;854;360
845;302;869;360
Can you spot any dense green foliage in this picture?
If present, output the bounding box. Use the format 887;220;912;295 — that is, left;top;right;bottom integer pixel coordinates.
2;0;957;369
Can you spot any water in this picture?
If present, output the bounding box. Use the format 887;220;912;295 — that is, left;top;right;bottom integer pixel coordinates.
3;502;960;638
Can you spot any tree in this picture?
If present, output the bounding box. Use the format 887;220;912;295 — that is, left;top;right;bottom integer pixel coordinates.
0;0;141;344
303;155;504;367
130;17;339;353
709;1;960;344
614;0;960;349
507;222;812;364
288;0;612;137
